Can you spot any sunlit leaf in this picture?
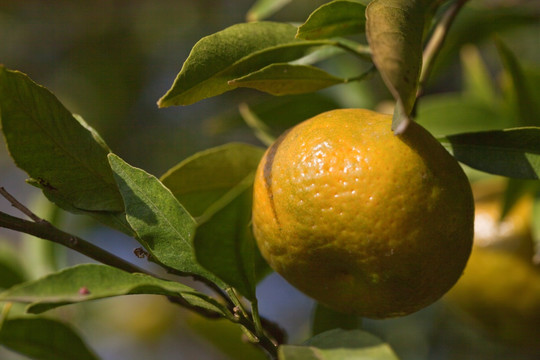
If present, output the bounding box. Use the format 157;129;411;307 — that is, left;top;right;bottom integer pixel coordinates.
0;317;99;360
0;264;229;317
296;0;367;40
157;22;335;107
229;63;346;96
441;127;540;179
160;144;269;298
108;154;218;282
279;329;399;360
365;0;428;133
160;143;264;218
0;66;123;212
246;0;292;21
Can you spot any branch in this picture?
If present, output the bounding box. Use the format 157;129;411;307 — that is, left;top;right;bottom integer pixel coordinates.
0;199;147;275
417;0;470;99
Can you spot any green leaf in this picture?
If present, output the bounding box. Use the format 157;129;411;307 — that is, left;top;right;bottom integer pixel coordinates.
229;63;346;96
279;329;399;360
0;317;99;360
239;103;276;146
0;66;123;212
160;144;269;298
160;143;264;218
461;45;497;104
311;303;361;337
187;315;267;360
209;94;340;138
366;0;427;133
440;127;540;179
432;6;539;79
246;0;292;21
296;0;367;40
194;174;270;300
108;154;217;281
0;264;229;317
415;94;510;136
495;38;540;127
157;22;337;107
0;243;26;289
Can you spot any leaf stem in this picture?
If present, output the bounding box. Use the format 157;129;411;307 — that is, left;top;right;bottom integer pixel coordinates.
251;298;265;337
417;0;470;98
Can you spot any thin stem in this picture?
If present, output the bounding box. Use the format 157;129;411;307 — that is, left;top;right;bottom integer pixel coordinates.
251;298;264;338
0;210;148;275
0;188;228;320
417;0;470;98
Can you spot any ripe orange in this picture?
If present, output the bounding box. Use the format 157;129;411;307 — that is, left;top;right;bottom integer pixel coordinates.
252;109;474;318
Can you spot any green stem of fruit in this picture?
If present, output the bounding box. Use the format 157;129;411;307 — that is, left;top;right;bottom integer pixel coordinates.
225;287;280;358
418;0;470;98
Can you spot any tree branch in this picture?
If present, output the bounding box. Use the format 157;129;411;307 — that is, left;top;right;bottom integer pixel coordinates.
0;207;148;276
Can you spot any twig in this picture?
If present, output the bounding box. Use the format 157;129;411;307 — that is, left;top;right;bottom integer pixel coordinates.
417;0;470;99
0;188;286;353
0;208;149;275
0;187;42;222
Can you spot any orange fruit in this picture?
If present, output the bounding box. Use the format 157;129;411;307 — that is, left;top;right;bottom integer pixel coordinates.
445;181;540;348
252;109;474;318
472;180;534;261
446;247;540;348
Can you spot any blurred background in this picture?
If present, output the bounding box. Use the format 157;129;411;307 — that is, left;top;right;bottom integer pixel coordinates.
0;0;539;359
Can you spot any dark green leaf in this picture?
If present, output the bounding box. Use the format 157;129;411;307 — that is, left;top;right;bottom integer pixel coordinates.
0;66;123;212
441;127;540;179
432;6;539;79
495;38;540;127
246;0;292;21
108;154;218;281
366;0;427;133
195;174;270;300
279;329;399;360
297;0;367;40
160;143;264;218
0;317;99;360
311;303;361;337
0;264;229;317
229;64;346;96
0;243;26;289
157;22;337;107
208;94;339;138
187;315;267;360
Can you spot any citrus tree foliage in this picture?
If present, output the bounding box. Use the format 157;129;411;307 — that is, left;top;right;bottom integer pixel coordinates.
0;0;539;359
